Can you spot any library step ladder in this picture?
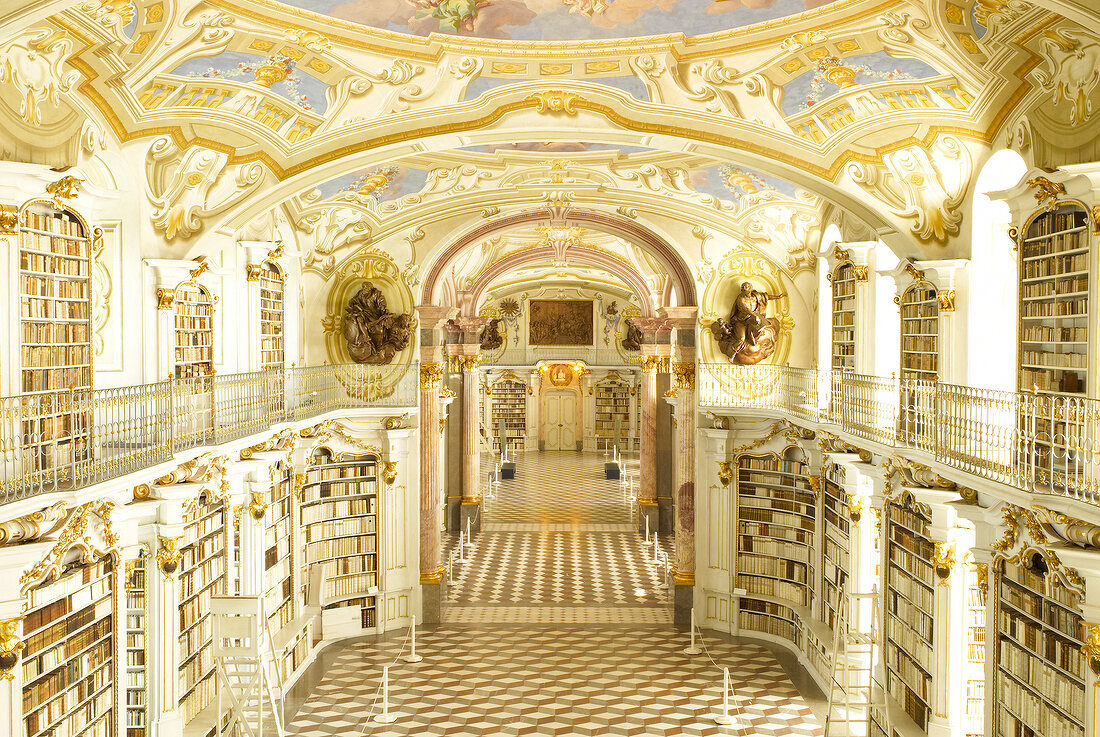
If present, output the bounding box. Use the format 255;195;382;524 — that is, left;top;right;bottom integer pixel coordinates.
211;596;287;737
824;588;891;737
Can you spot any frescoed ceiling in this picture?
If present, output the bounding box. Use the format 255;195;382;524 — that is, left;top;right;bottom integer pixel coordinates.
276;0;841;40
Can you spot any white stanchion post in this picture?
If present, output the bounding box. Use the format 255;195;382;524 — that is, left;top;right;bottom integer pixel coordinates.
458;530;466;562
374;665;397;723
653;538;660;564
713;667;736;726
684;608;703;655
644;515;652;545
404;623;423;664
465;518;474;550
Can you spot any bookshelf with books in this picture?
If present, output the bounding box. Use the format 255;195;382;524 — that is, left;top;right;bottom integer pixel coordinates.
832;262;857;371
259;262;285;370
300;449;380;630
736;451;816;610
178;495;228;726
125;557;147;737
18;204;94;475
263;464;300;678
490;378;527;453
594;375;631;450
820;466;849;633
882;497;936;733
900;283;939;382
174;283;214;379
994;555;1086;737
964;564;986;737
1017;203;1091;396
736;449;825;672
22;556;116;737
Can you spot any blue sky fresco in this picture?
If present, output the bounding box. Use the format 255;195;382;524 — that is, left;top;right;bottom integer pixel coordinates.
464;75;649;102
689;164;799;203
279;0;838;41
316;167;430;200
457;142;658;154
172;51;330;113
780;51;942;115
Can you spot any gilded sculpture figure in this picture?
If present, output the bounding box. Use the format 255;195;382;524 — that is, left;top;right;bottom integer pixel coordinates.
711;281;785;365
342;282;412;364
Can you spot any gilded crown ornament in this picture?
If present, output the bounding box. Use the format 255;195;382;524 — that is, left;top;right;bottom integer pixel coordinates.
155;536;182;576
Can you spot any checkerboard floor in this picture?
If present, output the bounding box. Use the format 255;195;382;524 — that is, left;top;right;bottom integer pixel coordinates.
444;451;670;610
287;625;825;737
287;452;825;737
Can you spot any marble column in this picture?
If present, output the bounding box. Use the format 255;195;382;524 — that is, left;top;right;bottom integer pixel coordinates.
664;307;697;627
446;317;491;535
630;317;671;534
417;305;456;623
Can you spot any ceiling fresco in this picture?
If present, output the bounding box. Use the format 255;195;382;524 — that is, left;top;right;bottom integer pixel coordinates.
278;0;841;40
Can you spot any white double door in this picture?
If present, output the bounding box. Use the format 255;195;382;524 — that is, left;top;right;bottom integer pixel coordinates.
543;390;577;451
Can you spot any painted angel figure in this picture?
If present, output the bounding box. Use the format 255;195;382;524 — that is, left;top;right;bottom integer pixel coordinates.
711;281;785;365
409;0;490;32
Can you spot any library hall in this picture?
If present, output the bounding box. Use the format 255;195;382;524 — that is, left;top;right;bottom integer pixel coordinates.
2;0;1100;736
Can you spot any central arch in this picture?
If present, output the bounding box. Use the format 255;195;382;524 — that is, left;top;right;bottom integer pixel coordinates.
421;206;697;310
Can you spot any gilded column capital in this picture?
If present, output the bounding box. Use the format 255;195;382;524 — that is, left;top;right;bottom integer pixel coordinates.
247;491;267;521
420;362;445;389
383;461;398;485
672;362;695;390
0;617;24;680
246;264;263;282
453;355;481;373
640;355;669;374
717;461;733;487
973;562;989;596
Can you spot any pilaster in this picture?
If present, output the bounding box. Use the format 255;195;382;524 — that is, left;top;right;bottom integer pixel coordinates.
446;316;490;536
417;305;456;623
631;317;671;535
663;306;697;627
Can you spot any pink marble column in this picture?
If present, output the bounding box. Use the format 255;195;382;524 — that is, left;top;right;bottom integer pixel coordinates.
417;306;457;593
638;357;660;509
671;361;696;584
418;361;445;584
460;354;481;503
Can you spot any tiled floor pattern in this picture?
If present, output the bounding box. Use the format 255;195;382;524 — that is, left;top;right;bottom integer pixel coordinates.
445;451;669;612
288;452;825;737
287;625;824;737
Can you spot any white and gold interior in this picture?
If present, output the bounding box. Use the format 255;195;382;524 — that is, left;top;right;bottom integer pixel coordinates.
1;0;1100;735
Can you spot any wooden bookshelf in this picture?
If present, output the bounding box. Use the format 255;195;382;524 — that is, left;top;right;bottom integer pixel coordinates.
883;497;935;732
994;556;1085;737
820;465;849;632
22;556;115;737
832;262;857;371
259;262;285;371
178;496;228;725
900;283;938;382
300;450;379;628
125;557;147;737
174;283;214;379
964;564;986;737
594;377;631;450
490;378;527;453
263;464;297;677
1018;203;1091;395
736;451;816;610
19;204;94;476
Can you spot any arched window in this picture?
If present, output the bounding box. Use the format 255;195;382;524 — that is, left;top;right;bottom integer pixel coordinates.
899;282;939;381
830;262;857;371
173;282;214;378
259;261;285;370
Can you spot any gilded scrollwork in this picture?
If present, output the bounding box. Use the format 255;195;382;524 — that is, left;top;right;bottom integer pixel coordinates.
19;501;119;590
0;617;24;680
155;536;182;576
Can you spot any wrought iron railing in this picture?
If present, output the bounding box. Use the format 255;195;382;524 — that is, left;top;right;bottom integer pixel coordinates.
699;363;1100;507
0;363;417;505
